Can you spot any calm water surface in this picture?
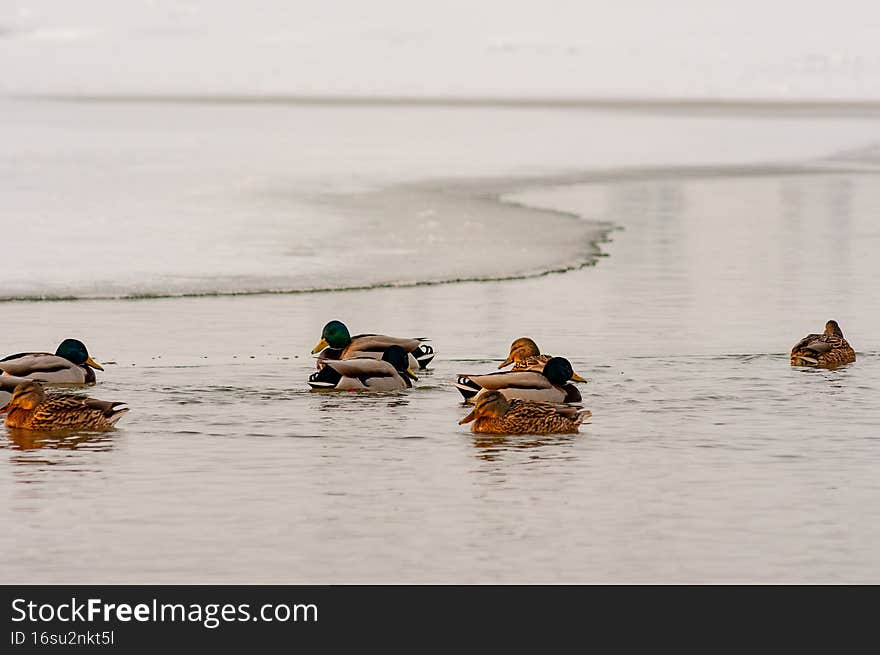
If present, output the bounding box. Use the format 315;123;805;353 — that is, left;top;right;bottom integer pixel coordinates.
0;100;880;583
3;165;879;582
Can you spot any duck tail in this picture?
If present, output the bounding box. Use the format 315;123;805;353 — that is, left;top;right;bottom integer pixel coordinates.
107;406;130;425
412;344;435;369
452;376;480;401
308;366;342;389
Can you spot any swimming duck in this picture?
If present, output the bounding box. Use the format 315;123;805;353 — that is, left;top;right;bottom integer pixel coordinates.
459;390;590;435
790;319;856;368
0;339;104;384
307;345;418;391
499;337;587;380
454;356;582;404
311;320;435;370
1;381;129;431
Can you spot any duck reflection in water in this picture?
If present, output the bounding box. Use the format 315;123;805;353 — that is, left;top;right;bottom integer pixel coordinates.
470;433;578;463
5;427;115;452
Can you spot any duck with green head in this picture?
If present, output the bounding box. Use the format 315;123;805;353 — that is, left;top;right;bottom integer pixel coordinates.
0;339;104;384
454;356;583;404
307;345;419;391
311;320;435;370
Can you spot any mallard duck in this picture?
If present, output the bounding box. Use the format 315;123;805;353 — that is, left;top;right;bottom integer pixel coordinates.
790;319;856;368
311;320;435;370
499;337;587;380
1;381;129;431
459;390;590;434
454;356;582;404
307;345;418;391
0;339;104;384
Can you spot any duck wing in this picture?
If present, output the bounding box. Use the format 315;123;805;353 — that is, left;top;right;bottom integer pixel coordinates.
0;353;71;376
509;399;585;420
323;358;399;378
458;370;552;391
506;399;591;424
510;355;550;372
792;333;846;355
31;394;128;428
346;334;426;356
1;355;89;383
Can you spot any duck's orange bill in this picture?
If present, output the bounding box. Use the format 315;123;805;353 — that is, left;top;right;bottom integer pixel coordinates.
459;409;477;425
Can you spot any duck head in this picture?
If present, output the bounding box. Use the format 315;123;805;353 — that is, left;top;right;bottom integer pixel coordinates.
6;381;46;411
499;337;541;368
824;320;844;337
56;339;103;371
311;320;352;354
542;357;583;386
460;390;509;424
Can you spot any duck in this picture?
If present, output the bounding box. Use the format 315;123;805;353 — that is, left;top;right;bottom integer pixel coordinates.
790;319;856;368
454;356;582;404
498;337;587;380
1;380;129;431
311;320;435;370
459;390;590;434
307;345;418;391
0;338;104;384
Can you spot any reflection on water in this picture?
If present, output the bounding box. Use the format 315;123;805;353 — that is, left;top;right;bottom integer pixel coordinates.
4;428;116;488
471;433;578;462
6;428;115;452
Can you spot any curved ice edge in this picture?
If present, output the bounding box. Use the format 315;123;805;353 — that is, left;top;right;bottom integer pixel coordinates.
1;160;872;304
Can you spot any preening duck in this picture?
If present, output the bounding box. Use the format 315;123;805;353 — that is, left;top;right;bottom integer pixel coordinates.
454;356;582;404
1;381;129;432
311;320;435;370
307;345;418;391
790;320;856;368
459;390;590;435
0;339;104;384
499;337;587;380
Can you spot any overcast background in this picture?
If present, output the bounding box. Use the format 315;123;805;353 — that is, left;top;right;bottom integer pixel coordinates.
2;0;880;98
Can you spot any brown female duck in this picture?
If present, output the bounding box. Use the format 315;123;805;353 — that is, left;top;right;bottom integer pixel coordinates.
790;320;856;368
1;381;129;432
459;390;590;435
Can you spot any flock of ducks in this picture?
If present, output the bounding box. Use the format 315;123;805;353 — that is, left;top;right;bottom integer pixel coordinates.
0;319;858;436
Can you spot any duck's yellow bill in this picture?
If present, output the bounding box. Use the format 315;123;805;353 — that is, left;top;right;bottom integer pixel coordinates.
405;368;419;381
571;372;587;382
459;409;477;425
311;338;330;354
86;357;104;371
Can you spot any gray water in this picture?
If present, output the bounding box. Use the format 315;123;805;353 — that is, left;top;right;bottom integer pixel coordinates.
2;101;880;582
